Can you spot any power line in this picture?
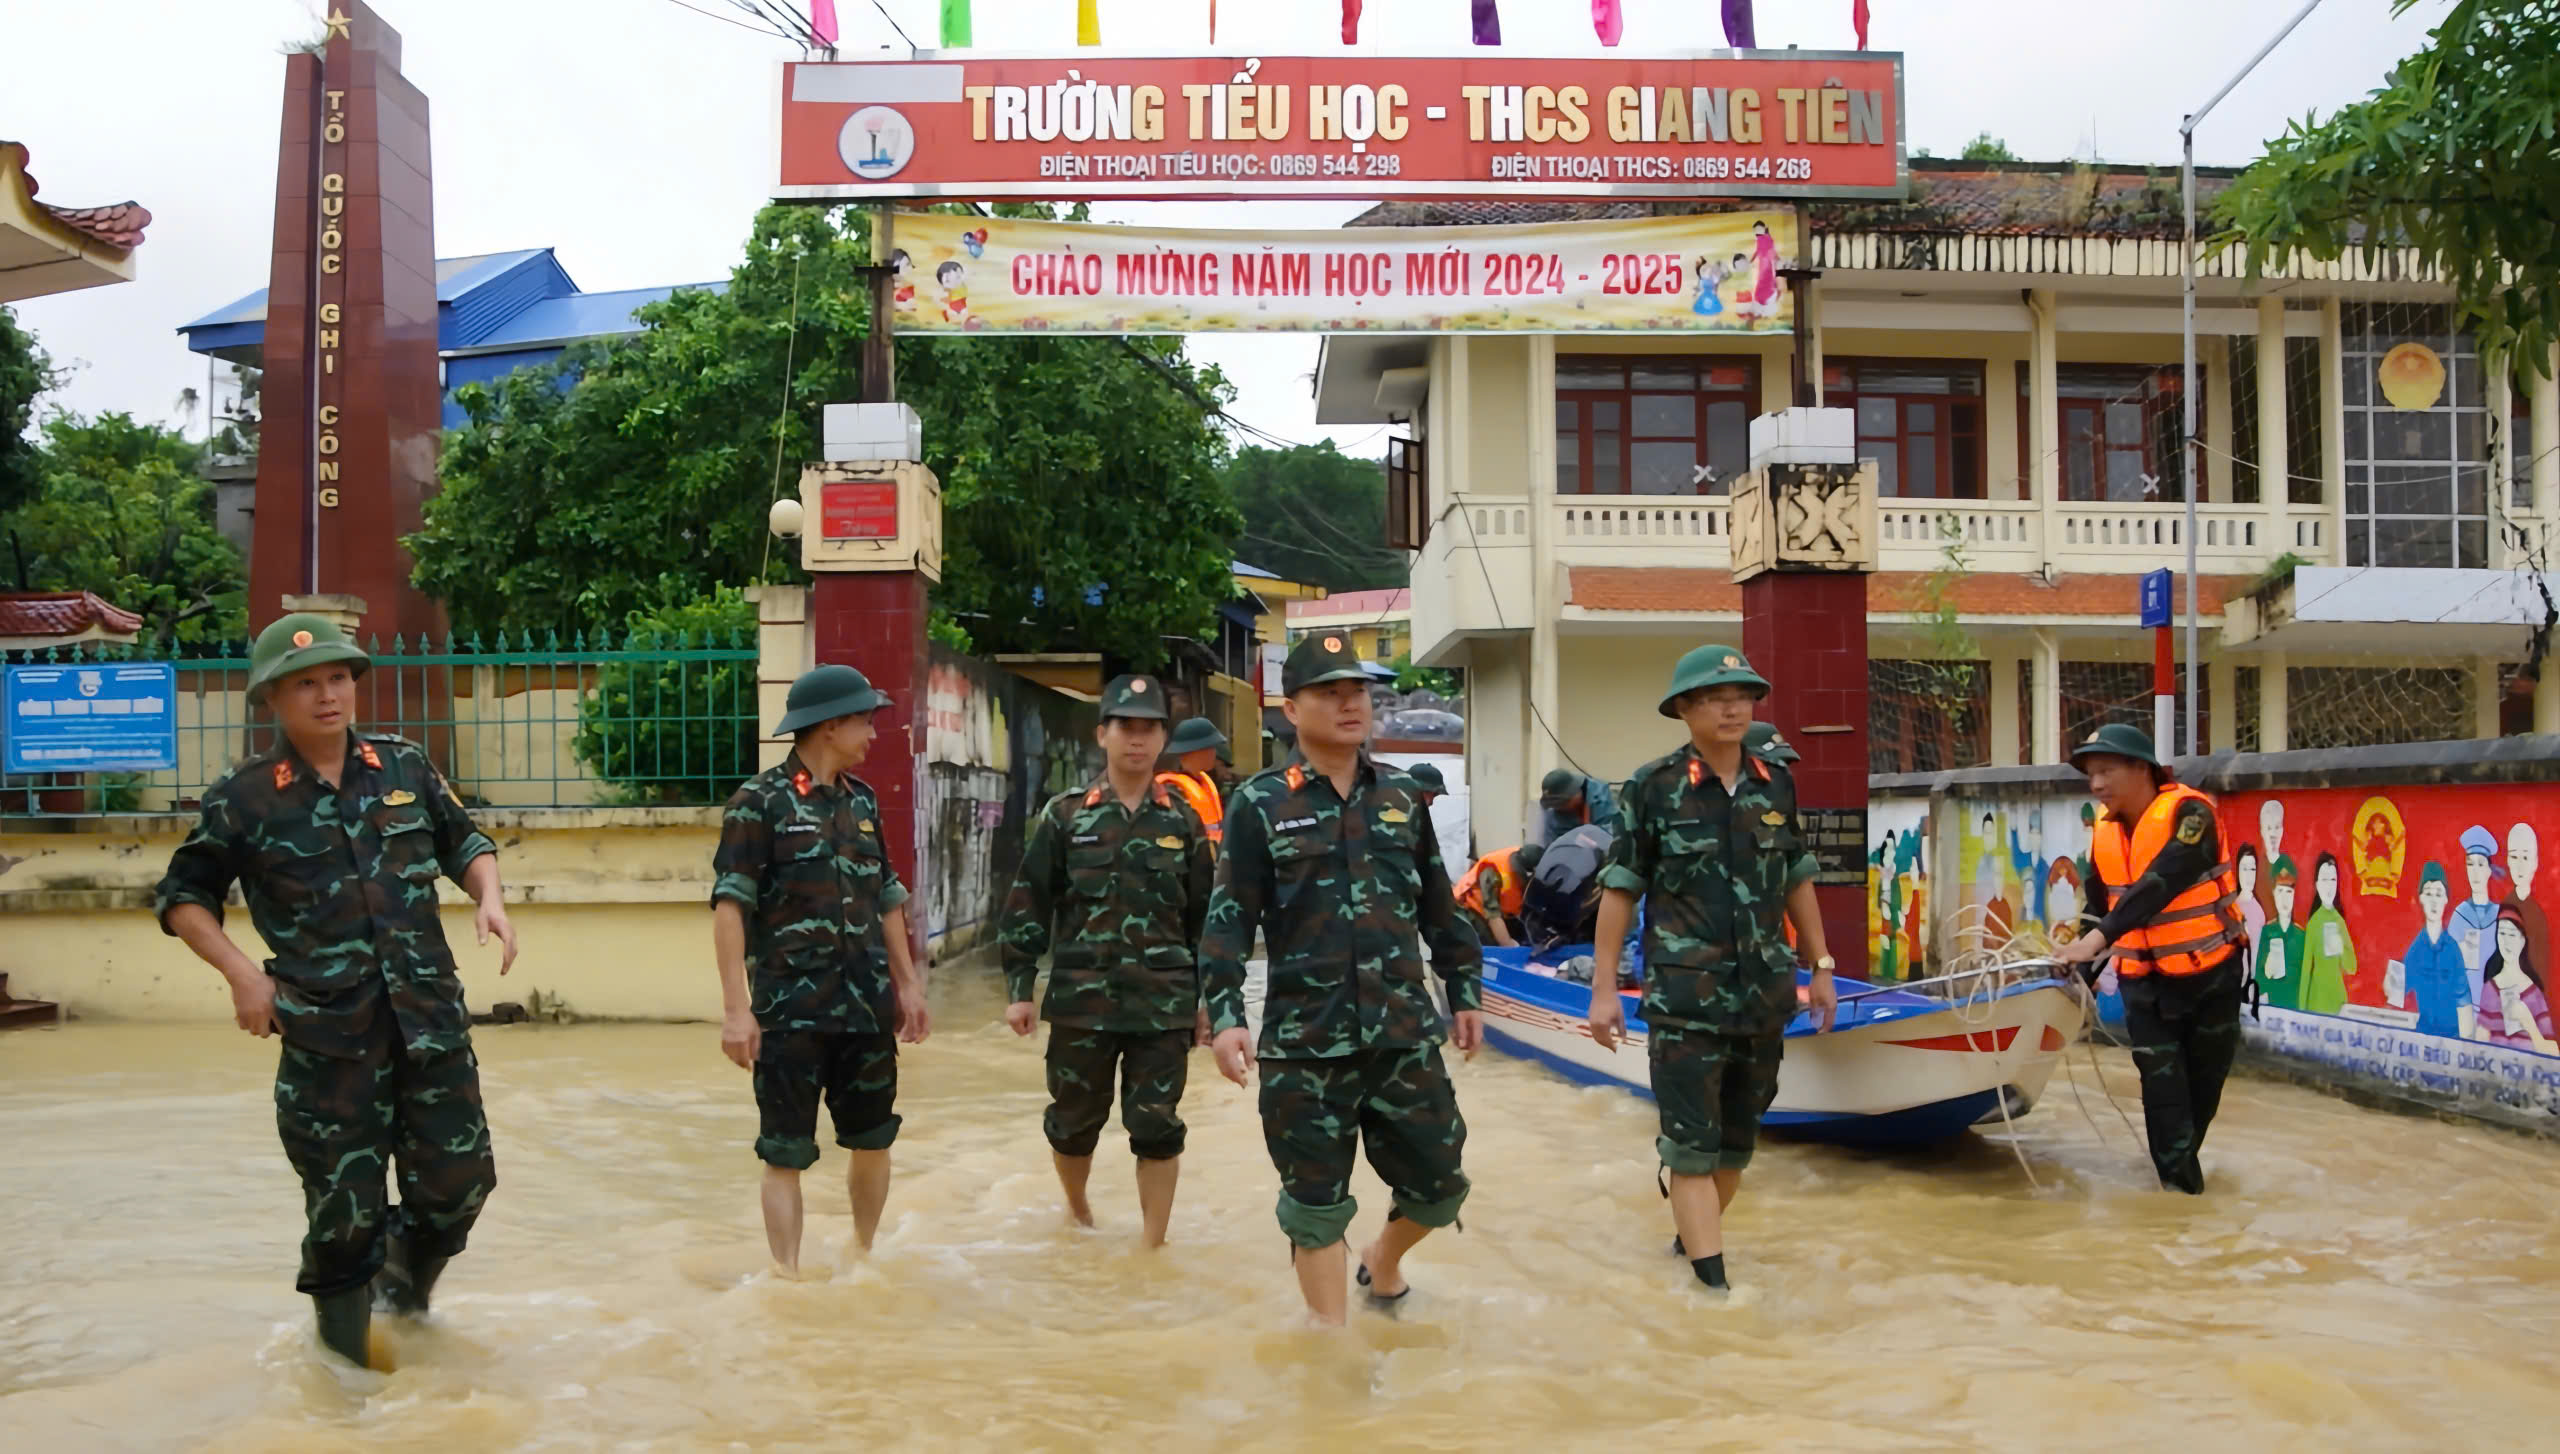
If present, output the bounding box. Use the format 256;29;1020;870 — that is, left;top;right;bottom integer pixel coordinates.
863;0;919;50
658;0;792;38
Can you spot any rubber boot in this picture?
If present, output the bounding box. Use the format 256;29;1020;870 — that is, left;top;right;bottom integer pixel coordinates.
313;1287;374;1368
374;1238;449;1317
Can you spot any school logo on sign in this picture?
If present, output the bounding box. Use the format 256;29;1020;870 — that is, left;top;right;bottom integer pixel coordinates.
839;106;916;179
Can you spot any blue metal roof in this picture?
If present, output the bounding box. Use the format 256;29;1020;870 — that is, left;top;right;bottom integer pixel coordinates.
179;249;565;337
445;282;728;356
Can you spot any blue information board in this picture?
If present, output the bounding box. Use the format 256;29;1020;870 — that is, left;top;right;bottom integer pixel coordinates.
2138;568;2173;629
4;662;179;773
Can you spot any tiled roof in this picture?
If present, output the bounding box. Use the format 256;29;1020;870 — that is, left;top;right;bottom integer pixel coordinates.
1349;159;2237;241
0;591;145;640
1289;588;1412;621
1569;567;2244;617
1;142;151;251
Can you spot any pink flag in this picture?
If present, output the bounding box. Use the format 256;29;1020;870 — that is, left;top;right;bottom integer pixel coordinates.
811;0;839;47
1854;0;1871;48
1472;0;1500;45
1342;0;1361;45
1592;0;1621;46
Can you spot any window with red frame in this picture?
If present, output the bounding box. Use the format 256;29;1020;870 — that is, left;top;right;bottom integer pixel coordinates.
1823;359;1985;499
1555;355;1761;495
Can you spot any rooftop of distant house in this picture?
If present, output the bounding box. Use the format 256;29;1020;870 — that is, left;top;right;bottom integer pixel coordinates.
1;140;152;304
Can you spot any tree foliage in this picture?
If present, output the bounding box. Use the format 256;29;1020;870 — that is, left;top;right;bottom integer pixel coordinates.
2215;0;2560;373
0;306;58;518
412;204;1242;665
572;588;758;802
2;412;247;646
1958;133;2020;162
1222;441;1404;592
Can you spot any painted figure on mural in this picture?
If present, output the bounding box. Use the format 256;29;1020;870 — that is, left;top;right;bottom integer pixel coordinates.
1974;810;2015;950
1746;220;1781;317
2393;863;2475;1040
2300;852;2356;1016
2254;799;2287;927
2235;845;2267;963
1690;255;1730;317
2044;858;2082;952
2254;856;2306;1012
2453;825;2505;975
2508;823;2551;991
2475;906;2557;1054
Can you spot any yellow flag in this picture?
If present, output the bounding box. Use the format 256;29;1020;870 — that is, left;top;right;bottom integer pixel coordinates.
1077;0;1099;45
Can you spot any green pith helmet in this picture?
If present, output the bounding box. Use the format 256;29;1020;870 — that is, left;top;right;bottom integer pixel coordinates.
246;613;370;704
1099;674;1170;722
2068;721;2158;769
1659;645;1770;717
1408;762;1447;794
774;664;886;736
1282;631;1368;695
1166;715;1227;754
1746;721;1801;765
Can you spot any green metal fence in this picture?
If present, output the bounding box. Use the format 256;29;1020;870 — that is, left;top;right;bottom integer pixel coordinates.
1;629;760;817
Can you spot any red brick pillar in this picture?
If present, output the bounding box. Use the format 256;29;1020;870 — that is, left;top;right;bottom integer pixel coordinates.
811;571;931;964
1742;571;1871;978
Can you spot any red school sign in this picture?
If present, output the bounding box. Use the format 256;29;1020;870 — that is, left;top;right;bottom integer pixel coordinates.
776;52;1905;204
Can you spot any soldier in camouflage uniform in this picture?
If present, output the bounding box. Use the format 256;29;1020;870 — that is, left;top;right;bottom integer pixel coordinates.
155;613;518;1368
1587;647;1838;1292
1200;633;1483;1325
711;664;931;1276
999;675;1214;1246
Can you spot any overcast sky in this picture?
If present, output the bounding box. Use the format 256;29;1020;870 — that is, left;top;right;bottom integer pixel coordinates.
8;0;2448;455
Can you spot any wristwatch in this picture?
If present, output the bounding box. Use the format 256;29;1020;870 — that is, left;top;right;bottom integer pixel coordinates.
1812;955;1837;972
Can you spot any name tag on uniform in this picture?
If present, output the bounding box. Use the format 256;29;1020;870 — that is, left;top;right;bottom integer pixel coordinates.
382;790;416;806
1072;833;1103;845
1275;816;1320;832
781;822;818;834
1380;808;1409;824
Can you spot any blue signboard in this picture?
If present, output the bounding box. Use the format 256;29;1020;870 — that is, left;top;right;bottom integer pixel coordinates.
2139;568;2174;629
4;662;179;773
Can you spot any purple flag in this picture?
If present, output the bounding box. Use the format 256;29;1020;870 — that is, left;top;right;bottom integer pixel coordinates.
1722;0;1755;49
1472;0;1500;45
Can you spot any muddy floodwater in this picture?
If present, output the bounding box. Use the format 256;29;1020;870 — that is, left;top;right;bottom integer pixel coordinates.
5;970;2559;1452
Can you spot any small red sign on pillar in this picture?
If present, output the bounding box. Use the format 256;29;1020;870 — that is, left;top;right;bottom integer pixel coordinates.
821;479;900;540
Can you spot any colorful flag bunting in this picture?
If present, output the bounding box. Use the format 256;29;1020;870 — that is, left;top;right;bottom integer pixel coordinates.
810;0;839;47
942;0;970;46
1343;0;1361;46
1854;0;1871;49
1472;0;1500;45
1077;0;1099;46
1593;0;1621;46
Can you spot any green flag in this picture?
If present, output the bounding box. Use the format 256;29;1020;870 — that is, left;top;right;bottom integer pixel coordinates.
942;0;971;46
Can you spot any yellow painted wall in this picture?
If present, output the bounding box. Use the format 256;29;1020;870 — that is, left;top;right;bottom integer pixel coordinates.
0;808;733;1024
1467;337;1535;498
1554;634;1738;787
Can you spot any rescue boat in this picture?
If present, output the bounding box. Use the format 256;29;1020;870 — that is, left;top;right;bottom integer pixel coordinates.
1477;948;2086;1149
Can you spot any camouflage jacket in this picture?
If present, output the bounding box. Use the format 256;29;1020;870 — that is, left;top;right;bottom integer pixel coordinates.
711;752;910;1034
998;776;1213;1031
153;732;498;1060
1200;752;1482;1059
1600;743;1819;1037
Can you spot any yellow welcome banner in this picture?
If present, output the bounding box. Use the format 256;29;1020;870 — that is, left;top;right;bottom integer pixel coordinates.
884;211;1796;335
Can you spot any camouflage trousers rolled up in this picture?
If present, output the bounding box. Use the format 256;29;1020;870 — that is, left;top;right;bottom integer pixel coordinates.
1258;1046;1469;1250
274;1026;495;1297
1647;1024;1783;1175
1044;1027;1191;1161
2119;951;2245;1194
754;1030;901;1169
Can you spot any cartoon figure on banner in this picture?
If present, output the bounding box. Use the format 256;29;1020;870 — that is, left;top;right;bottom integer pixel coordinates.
2256;855;2306;1010
2392;862;2475;1039
2476;905;2557;1053
1742;220;1782;319
890;249;915;306
2453;824;2505;973
2508;823;2550;981
1690;256;1731;317
2301;851;2356;1015
936;260;970;326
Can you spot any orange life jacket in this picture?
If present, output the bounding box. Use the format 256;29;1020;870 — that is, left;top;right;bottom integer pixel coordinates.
1157;770;1223;844
2090;783;2245;977
1458;849;1527;919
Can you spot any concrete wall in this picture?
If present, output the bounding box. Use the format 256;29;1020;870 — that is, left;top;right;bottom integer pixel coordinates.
0;806;727;1024
1874;736;2560;1133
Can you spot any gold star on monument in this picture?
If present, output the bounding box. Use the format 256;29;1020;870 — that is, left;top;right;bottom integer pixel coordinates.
326;9;352;38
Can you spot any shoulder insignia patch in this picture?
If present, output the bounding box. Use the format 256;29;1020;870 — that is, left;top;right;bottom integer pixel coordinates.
1686;756;1703;787
1085;786;1105;808
1285;764;1307;791
383;790;417;807
791;770;813;797
2175;810;2208;844
272;761;294;791
356;741;384;771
